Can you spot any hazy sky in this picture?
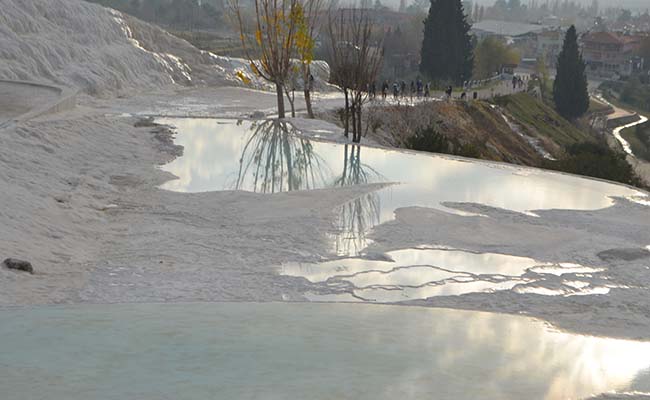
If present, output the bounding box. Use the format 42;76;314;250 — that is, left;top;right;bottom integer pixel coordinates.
378;0;649;11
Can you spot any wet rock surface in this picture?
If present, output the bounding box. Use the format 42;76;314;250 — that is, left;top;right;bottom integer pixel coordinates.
2;258;34;274
598;248;650;262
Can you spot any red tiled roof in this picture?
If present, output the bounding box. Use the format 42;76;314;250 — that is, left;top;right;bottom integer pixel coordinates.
583;31;624;45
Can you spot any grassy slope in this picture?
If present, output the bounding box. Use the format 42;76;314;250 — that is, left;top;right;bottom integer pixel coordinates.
365;92;645;187
493;93;592;148
367;99;543;166
370;94;595;166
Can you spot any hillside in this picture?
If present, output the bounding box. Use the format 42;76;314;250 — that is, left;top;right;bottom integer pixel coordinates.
0;0;256;96
364;94;589;166
493;93;592;149
357;94;645;188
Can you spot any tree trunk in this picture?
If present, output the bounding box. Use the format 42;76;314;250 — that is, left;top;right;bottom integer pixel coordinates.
276;82;286;119
350;102;357;142
304;89;314;119
356;105;362;143
304;65;315;119
342;144;349;185
285;87;296;118
343;89;350;137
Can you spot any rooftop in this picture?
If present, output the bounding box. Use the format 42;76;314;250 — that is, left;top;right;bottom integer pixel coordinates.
471;20;550;37
582;31;626;45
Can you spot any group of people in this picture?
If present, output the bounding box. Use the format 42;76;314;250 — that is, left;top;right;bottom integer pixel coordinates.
445;86;478;101
364;74;528;102
369;80;479;102
371;79;431;101
511;75;527;91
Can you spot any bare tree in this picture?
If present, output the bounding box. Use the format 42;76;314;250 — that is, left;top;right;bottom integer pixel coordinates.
295;0;325;118
229;0;301;118
326;7;383;142
284;68;299;117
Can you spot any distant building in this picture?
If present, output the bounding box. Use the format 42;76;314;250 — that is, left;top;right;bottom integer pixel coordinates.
581;31;644;78
500;63;518;76
536;29;564;66
541;15;560;26
471;20;550;41
472;20;550;59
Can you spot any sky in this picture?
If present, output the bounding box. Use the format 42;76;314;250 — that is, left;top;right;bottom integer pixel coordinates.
377;0;649;11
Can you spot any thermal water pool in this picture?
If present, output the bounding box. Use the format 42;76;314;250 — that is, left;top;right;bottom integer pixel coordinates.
1;302;650;400
156;118;648;300
158;118;646;254
159;118;644;211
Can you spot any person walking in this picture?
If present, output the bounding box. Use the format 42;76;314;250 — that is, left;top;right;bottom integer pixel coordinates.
382;80;389;100
424;83;430;98
393;82;399;100
400;81;406;98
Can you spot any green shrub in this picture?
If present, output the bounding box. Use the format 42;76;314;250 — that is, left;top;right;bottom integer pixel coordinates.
406;125;483;159
542;140;644;187
406;126;451;153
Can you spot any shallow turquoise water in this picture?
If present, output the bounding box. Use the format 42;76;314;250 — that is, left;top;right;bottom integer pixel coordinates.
1;303;650;400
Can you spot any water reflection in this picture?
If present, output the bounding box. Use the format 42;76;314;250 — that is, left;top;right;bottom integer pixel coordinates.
235;119;329;193
280;248;605;302
1;303;649;400
159;118;648;300
159;118;647;256
333;144;383;255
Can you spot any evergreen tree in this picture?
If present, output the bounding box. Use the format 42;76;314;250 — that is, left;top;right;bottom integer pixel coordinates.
553;25;589;119
419;0;473;84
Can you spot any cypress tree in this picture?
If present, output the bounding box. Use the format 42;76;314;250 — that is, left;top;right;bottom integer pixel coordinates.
419;0;473;84
553;25;589;119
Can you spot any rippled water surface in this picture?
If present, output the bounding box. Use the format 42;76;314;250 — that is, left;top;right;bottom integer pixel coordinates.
1;302;650;400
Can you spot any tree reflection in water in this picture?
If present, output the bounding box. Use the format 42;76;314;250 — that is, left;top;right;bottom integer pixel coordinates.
235;120;384;255
333;144;384;256
235;119;330;193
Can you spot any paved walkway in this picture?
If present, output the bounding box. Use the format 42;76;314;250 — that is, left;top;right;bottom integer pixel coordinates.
592;95;638;120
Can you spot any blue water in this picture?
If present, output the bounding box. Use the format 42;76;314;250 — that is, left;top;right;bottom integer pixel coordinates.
1;302;650;400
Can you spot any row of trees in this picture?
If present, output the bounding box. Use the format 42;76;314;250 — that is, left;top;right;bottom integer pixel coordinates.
473;37;520;79
480;0;600;24
231;0;384;142
421;0;589;120
230;0;591;140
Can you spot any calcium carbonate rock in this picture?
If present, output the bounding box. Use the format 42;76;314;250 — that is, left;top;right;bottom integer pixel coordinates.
0;0;332;96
